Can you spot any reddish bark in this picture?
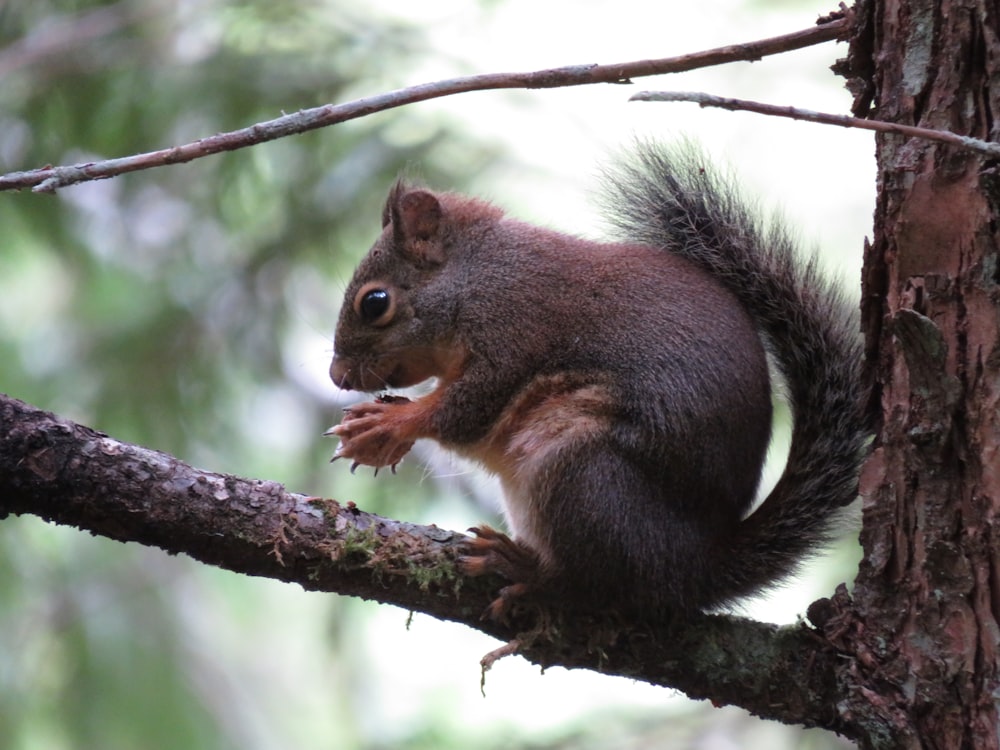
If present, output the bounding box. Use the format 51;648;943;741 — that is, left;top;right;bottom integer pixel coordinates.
834;0;1000;746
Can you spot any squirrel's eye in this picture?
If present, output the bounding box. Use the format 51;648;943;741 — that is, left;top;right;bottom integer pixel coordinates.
353;282;397;327
357;287;392;325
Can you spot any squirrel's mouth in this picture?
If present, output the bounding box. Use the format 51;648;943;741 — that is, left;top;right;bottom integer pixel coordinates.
329;357;422;392
330;344;459;392
382;362;429;390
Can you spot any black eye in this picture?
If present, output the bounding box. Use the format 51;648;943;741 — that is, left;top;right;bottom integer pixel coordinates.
359;288;390;322
352;282;397;327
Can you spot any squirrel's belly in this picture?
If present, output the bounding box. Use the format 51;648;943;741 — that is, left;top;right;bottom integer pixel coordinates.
454;373;618;564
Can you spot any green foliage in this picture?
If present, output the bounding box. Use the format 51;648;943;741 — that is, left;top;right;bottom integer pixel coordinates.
0;2;496;747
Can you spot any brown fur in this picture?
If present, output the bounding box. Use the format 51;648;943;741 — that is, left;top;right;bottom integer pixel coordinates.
329;144;866;621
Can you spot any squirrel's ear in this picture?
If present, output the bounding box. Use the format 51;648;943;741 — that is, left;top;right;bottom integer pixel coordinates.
381;180;405;228
389;188;445;266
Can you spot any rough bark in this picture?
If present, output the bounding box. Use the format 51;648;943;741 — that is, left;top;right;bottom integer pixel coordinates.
825;0;1000;747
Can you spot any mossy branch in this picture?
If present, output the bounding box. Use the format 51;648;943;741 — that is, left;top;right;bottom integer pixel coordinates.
0;392;855;737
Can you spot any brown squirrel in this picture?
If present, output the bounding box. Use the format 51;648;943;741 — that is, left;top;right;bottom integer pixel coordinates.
327;143;866;621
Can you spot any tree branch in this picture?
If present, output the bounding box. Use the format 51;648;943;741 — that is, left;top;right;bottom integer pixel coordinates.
0;12;849;194
0;392;856;737
632;90;1000;157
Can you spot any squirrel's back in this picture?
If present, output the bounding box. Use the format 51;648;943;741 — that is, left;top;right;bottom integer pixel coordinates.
447;224;776;533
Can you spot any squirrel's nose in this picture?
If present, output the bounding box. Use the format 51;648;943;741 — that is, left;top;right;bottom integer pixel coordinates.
329;357;354;390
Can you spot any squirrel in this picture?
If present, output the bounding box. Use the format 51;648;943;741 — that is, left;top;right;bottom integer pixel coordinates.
327;142;867;622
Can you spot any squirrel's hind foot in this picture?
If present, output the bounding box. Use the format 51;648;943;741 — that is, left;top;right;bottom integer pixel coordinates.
458;525;542;622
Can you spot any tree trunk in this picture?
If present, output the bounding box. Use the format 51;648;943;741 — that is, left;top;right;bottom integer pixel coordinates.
843;0;1000;746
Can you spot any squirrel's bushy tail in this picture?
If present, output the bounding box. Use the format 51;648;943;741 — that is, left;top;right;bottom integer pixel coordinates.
601;141;868;604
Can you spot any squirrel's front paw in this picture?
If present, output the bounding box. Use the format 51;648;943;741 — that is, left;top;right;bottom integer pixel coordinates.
326;396;415;473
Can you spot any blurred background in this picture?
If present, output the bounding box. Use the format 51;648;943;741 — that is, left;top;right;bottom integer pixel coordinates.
0;1;871;748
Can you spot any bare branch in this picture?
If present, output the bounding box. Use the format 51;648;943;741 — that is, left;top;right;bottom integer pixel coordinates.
0;13;849;194
632;91;1000;157
0;391;854;735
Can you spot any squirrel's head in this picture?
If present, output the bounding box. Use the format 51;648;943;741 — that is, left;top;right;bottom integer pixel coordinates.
330;181;499;392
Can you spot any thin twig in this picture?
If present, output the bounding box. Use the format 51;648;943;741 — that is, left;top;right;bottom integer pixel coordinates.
632;91;1000;157
0;15;848;193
